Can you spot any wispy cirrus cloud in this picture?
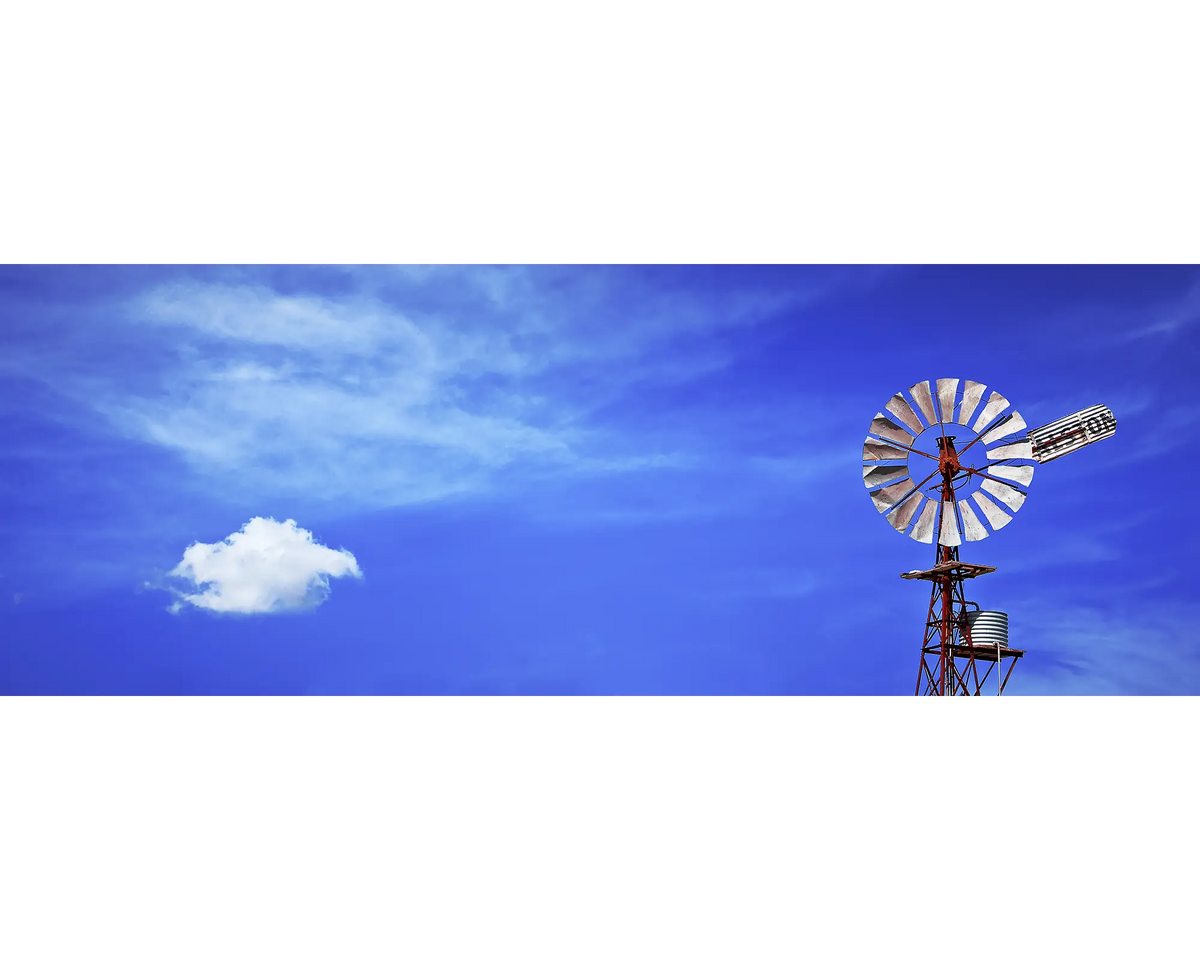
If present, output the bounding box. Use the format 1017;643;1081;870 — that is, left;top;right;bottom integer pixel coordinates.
1011;598;1200;694
6;266;854;511
1122;276;1200;339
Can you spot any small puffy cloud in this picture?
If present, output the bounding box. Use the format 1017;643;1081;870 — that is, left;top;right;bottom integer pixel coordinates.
168;517;362;614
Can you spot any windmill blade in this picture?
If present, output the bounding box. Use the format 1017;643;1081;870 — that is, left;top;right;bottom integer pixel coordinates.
981;478;1027;513
887;492;924;531
971;490;1013;530
869;413;915;448
979;411;1028;446
936;379;958;424
908;381;937;425
1027;404;1117;463
958;381;987;426
988;464;1034;486
909;499;938;543
938;504;962;546
958;499;989;541
987;440;1033;460
972;391;1011;432
863;437;911;461
863;464;909;488
870;478;915;513
885;393;924;434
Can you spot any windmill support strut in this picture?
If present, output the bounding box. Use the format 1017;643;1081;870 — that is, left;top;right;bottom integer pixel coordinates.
902;434;1024;696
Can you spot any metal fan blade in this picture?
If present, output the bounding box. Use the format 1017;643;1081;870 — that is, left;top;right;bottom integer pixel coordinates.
982;478;1027;513
870;478;915;513
863;464;909;488
972;391;1010;432
971;490;1013;530
938;504;962;546
979;411;1028;446
908;381;937;425
958;381;987;426
936;379;958;424
988;464;1034;486
885;393;924;434
1027;404;1117;463
958;499;989;540
887;492;924;531
909;499;938;543
869;413;915;447
987;440;1033;460
863;437;911;461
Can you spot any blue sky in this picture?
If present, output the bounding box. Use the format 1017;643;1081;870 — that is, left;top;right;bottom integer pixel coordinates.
1;264;1196;694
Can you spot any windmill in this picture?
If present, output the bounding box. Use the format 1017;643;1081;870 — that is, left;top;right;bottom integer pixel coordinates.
863;380;1116;695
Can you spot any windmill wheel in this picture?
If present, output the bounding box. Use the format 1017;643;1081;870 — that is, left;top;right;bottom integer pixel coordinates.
862;379;1037;545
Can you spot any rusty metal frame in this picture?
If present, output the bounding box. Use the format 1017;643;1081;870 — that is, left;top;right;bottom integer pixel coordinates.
907;433;1024;696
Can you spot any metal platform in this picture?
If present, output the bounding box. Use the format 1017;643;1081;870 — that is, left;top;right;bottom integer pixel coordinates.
900;561;997;582
922;642;1024;663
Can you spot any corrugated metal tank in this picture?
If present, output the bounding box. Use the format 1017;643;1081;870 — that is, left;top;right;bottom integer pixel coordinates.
966;610;1009;647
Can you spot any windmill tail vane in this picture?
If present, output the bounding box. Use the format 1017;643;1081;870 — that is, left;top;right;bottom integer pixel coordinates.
862;379;1115;695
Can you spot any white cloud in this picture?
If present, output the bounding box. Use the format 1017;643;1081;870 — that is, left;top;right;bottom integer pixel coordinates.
121;281;566;497
0;267;851;510
168;517;362;614
110;273;810;504
139;282;385;348
1124;277;1200;339
1009;597;1200;694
